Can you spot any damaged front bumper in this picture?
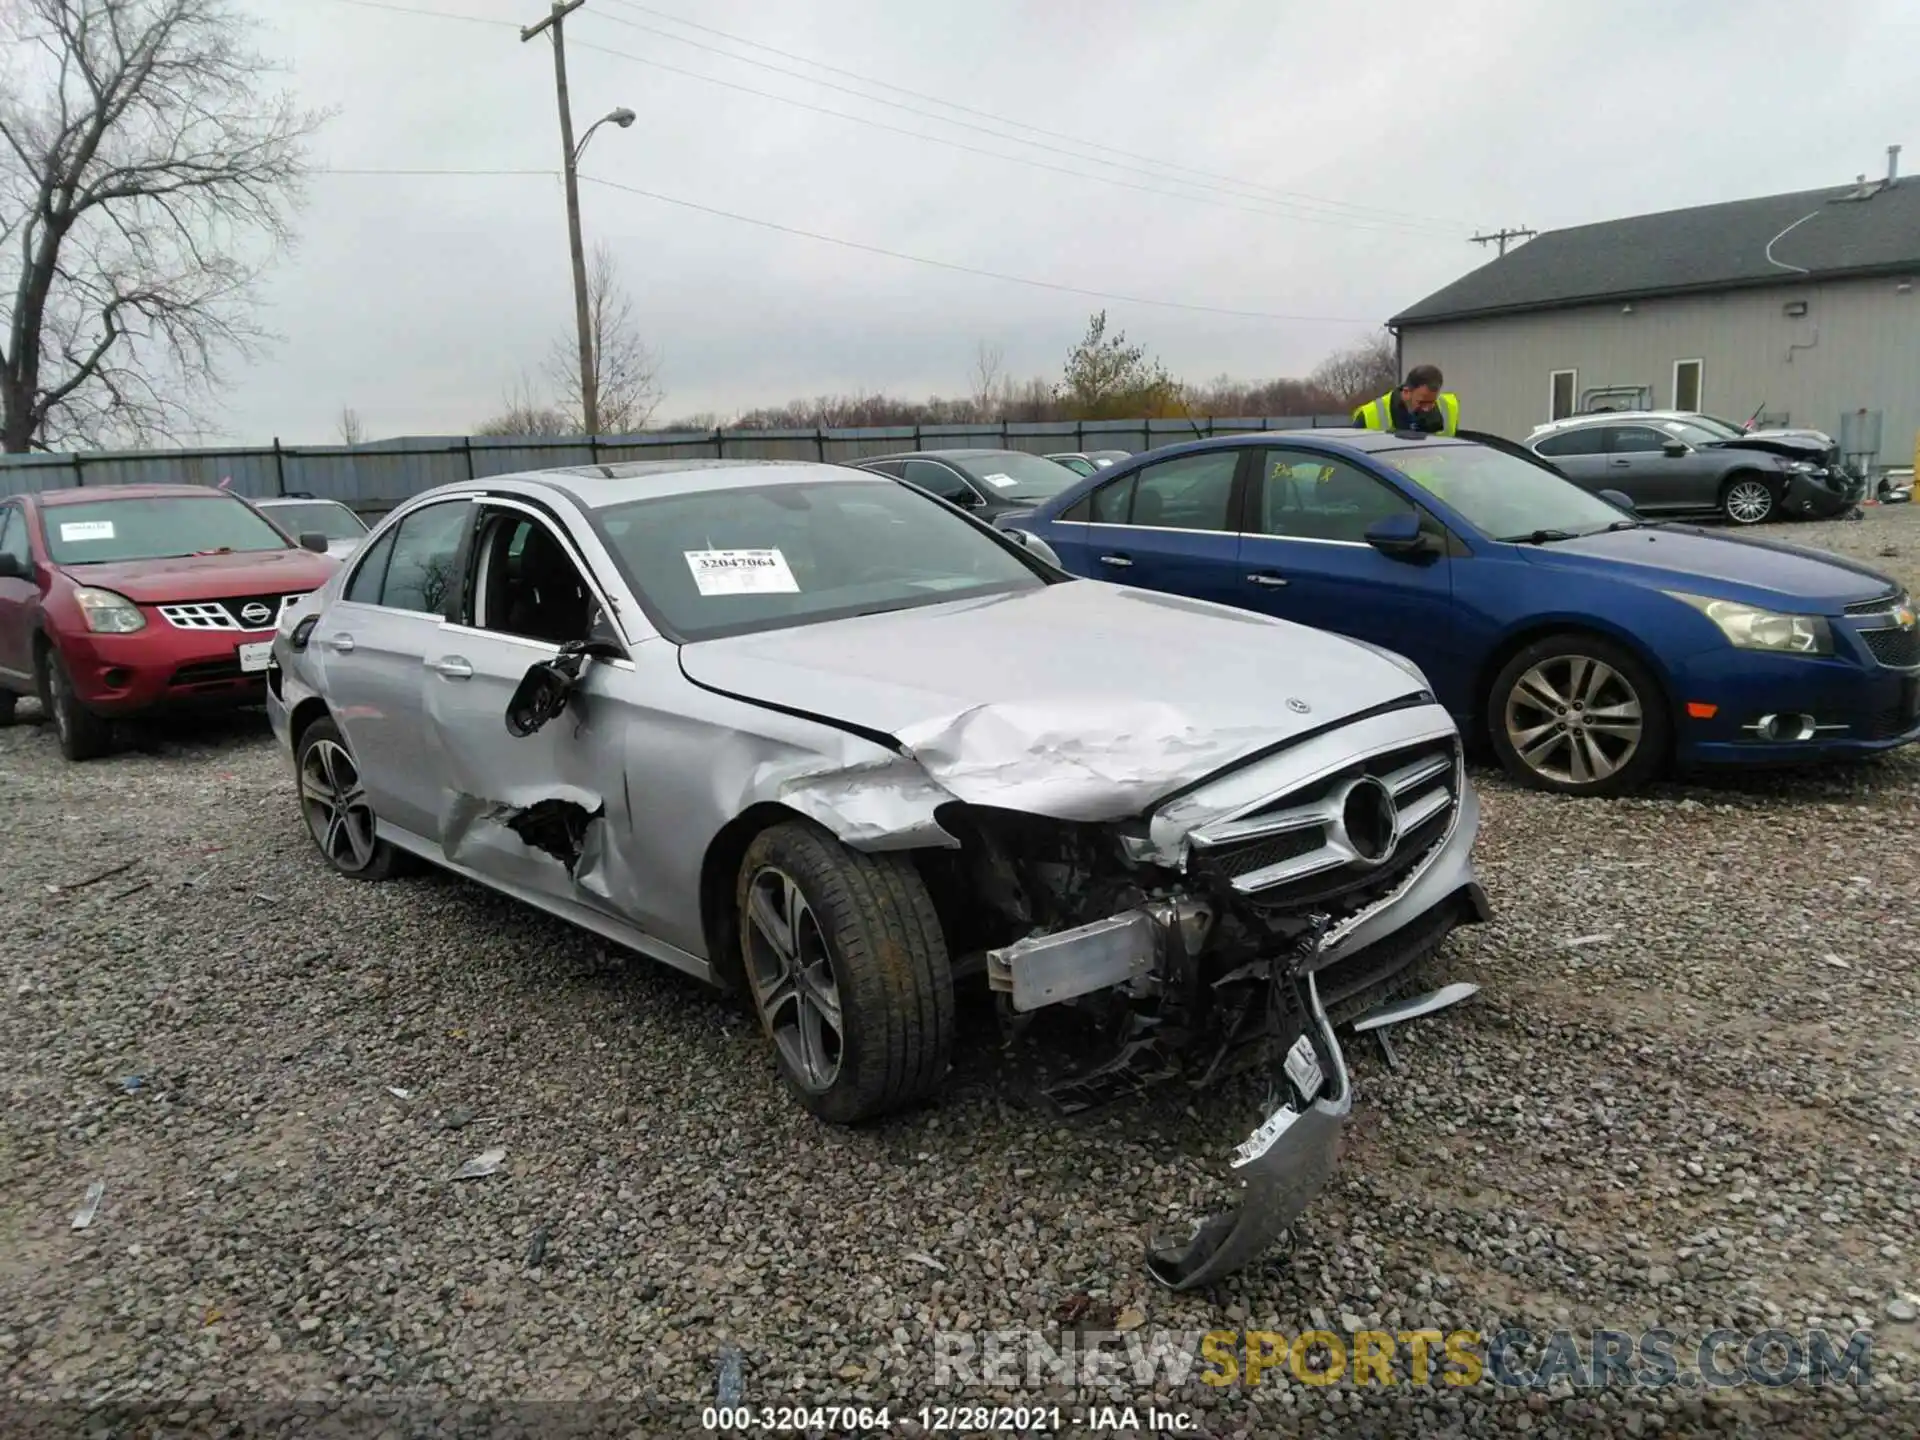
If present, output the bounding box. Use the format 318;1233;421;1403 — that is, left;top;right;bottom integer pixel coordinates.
1144;968;1351;1290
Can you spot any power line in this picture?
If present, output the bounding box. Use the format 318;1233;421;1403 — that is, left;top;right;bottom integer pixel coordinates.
321;0;519;27
577;173;1376;324
317;166;558;176
597;0;1469;231
1470;226;1537;256
570;36;1453;237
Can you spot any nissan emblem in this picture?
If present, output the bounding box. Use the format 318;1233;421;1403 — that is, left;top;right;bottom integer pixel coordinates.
240;602;273;627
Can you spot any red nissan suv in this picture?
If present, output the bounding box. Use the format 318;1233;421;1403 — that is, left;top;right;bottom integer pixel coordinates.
0;485;341;760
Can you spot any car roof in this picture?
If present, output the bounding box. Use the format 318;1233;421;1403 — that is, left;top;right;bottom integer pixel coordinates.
255;495;353;506
855;448;1045;464
469;457;892;511
29;483;237;506
1530;410;1707;435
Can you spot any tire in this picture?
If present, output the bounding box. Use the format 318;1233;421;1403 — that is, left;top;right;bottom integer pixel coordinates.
1487;634;1669;797
736;820;954;1124
1720;472;1775;525
295;716;401;880
0;691;16;727
40;648;112;761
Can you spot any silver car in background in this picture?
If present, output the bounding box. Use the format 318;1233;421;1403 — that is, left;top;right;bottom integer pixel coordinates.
265;459;1488;1289
253;496;371;561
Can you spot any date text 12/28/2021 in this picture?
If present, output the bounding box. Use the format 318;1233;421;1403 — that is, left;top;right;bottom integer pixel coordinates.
701;1404;1199;1433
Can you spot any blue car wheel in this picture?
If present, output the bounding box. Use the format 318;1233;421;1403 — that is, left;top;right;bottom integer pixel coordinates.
1488;634;1671;796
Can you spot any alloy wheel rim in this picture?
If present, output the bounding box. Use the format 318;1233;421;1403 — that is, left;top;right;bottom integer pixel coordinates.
743;865;845;1093
1504;655;1644;787
299;738;377;870
1727;482;1772;523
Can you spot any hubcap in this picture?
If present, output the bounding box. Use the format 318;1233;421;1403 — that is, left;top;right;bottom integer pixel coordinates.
743;866;845;1093
299;738;378;870
1505;656;1644;787
50;665;71;743
1726;482;1772;524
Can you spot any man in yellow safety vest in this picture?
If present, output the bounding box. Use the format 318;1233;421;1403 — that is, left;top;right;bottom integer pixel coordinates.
1352;364;1460;436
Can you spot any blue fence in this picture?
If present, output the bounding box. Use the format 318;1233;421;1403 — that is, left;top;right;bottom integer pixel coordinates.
0;415;1356;511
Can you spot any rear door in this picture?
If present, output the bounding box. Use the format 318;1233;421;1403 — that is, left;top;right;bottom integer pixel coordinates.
314;496;472;841
1073;448;1246;607
1234;448;1456;680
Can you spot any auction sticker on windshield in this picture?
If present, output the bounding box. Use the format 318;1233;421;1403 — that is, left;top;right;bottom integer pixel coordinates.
685;548;799;596
60;521;115;542
981;473;1018;488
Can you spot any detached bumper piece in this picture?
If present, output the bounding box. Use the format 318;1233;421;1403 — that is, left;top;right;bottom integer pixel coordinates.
1145;968;1351;1291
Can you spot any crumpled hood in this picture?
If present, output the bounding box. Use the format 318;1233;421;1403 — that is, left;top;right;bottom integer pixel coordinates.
1519;524;1895;611
1712;433;1831;463
60;548;338;602
678;580;1428;819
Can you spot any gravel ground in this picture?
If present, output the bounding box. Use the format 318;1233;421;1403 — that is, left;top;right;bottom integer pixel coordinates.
2;506;1918;1438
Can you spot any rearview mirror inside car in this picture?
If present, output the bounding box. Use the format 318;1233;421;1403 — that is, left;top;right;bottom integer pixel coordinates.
504;637;627;738
1661;441;1688;458
1363;512;1440;558
1597;488;1640;515
298;532;330;553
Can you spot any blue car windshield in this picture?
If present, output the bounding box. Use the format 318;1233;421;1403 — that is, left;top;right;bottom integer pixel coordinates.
1373;445;1630;541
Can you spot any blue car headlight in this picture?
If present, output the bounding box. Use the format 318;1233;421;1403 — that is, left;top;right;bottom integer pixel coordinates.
1666;591;1833;656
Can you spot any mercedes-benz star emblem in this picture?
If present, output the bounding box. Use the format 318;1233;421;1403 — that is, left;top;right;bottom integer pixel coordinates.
1286;697;1311;714
1338;776;1401;866
240;602;273;627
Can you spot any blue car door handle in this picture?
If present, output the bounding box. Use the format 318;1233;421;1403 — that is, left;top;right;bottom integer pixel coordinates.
1247;572;1289;588
1097;553;1133;568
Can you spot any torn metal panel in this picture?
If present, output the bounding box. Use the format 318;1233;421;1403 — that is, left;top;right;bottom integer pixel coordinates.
772;756;960;851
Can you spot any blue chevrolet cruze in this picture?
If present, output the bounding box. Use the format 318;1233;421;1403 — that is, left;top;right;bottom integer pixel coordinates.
1000;430;1919;796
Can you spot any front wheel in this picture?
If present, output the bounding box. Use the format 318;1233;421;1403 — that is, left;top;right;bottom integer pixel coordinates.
1721;474;1776;525
41;649;112;761
1488;635;1669;797
736;821;953;1124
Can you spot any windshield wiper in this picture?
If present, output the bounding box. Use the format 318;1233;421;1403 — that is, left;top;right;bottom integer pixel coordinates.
1498;528;1582;544
1603;519;1646;532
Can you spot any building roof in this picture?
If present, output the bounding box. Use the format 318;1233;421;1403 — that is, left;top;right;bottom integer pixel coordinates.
1392;175;1920;326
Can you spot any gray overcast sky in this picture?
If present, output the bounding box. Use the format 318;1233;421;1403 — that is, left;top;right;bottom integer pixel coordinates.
217;0;1914;443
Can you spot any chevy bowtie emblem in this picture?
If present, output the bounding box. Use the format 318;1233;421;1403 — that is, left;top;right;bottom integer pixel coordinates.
1896;606;1916;628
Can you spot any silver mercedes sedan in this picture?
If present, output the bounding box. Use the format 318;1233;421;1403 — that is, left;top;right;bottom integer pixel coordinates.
265;458;1488;1289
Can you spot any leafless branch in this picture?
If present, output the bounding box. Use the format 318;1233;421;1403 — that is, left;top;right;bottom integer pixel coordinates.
544;242;662;436
0;0;329;452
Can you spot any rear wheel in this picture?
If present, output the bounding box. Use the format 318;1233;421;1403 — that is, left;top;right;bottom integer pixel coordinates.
1721;473;1775;525
296;717;400;880
1488;634;1669;797
737;821;953;1124
41;649;112;761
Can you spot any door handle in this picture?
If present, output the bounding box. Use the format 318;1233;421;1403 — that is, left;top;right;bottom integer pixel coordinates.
326;633;355;653
430;656;474;679
1609;459;1631;467
1247;573;1289;588
1097;553;1133;568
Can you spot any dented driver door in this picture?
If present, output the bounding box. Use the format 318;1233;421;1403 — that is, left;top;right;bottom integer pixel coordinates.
421;502;639;914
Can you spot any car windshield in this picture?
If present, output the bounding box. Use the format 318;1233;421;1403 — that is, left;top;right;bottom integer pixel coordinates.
595;477;1048;641
1660;419;1733;446
1374;444;1631;541
952;453;1081;500
261;500;367;540
42;495;294;564
1685;415;1747;439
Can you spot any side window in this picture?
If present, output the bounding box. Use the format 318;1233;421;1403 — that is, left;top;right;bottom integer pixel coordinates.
1253;452;1415;543
1534;429;1604;457
1060;494;1093;522
377;501;469;613
903;460;975;505
1610;425;1667;454
344;526;397;604
0;506;28;566
1126;452;1238;532
861;459;907;479
473;511;598;646
1089;475;1135;524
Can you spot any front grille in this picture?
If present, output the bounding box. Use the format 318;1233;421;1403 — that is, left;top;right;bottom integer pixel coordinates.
1862;625;1920;669
169;658;247;687
158;593;308;632
1845;591;1905;616
1867;682;1920;740
1185;736;1460;910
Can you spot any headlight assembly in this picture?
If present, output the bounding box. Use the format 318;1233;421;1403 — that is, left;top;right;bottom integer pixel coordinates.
1667;591;1832;655
72;586;146;634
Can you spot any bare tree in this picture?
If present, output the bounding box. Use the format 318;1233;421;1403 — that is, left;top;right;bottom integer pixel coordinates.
969;341;1004;420
1309;330;1400;409
545;243;662;436
337;405;364;446
473;374;575;438
0;0;326;452
1058;310;1177;420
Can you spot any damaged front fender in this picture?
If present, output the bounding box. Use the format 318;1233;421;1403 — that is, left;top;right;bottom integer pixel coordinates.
1145;969;1351;1291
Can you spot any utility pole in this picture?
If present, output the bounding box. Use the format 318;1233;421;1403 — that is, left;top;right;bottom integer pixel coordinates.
1471;226;1537;257
522;0;598;437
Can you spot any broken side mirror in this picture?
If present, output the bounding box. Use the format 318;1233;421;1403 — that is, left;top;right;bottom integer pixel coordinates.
503;637;625;737
1363;511;1440;559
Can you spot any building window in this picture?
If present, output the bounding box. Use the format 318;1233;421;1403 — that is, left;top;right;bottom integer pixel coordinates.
1673;359;1703;412
1549;369;1577;421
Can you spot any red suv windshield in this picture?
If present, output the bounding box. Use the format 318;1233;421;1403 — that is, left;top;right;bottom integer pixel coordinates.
42;495;293;565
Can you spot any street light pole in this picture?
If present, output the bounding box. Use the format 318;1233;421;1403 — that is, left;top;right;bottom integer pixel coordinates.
522;0;600;436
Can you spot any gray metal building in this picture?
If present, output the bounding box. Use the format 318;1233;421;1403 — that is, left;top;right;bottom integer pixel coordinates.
1391;149;1920;469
